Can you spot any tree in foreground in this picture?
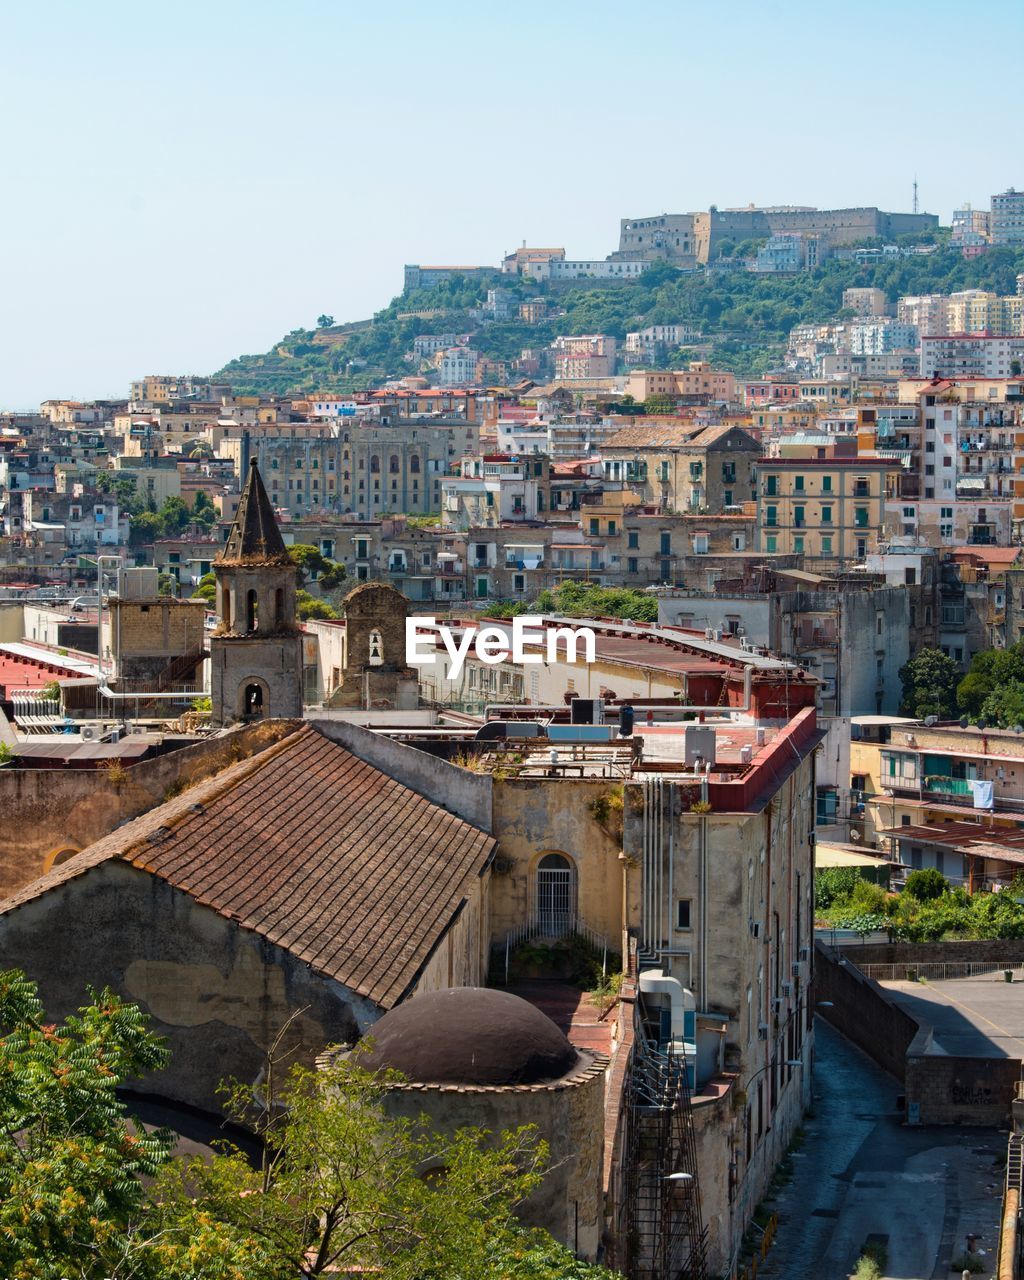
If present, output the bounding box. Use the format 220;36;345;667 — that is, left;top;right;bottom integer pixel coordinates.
0;970;173;1280
149;1053;614;1280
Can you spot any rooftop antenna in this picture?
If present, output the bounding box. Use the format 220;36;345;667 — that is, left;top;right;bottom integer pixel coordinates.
912;177;919;215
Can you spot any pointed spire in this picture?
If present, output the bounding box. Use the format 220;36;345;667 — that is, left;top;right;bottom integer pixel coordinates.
218;458;291;565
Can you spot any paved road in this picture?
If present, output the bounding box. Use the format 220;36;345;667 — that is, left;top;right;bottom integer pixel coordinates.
881;973;1024;1059
755;1020;1004;1280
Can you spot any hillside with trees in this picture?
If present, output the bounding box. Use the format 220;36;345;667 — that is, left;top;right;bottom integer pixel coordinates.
214;243;1024;395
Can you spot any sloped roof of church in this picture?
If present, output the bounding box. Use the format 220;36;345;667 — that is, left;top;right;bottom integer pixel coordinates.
218;458;291;565
0;725;496;1010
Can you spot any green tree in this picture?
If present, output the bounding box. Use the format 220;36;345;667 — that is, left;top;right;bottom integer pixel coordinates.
0;970;173;1280
129;510;164;547
158;497;191;536
316;314;335;328
979;678;1024;729
899;647;960;719
903;868;949;901
194;571;217;605
296;590;339;621
148;1054;576;1280
191;490;217;531
288;544;346;591
958;641;1024;721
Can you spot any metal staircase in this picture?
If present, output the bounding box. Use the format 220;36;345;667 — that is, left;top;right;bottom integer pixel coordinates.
622;996;708;1280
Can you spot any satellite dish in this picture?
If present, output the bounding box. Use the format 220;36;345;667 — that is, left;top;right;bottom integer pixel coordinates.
960;717;969;729
977;720;987;731
924;715;937;727
850;829;861;841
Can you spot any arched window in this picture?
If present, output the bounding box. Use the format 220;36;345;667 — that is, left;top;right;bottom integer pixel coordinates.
243;682;264;719
370;455;380;474
536;853;576;937
246;588;258;632
221;584;232;629
275;587;285;628
389;454;400;474
410;454;421;474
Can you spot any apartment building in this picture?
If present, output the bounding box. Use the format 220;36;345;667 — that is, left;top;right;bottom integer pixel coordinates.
920;334;1024;379
896;294;950;337
842;287;888;317
231;419;480;520
442;454;551;529
625;363;736;405
601;422;759;513
551;335;618;380
755;442;901;567
437;347;481;387
991;189;1024;246
854;719;1024;890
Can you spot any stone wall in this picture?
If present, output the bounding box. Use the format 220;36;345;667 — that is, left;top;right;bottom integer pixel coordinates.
381;1053;607;1259
0;860;373;1113
814;941;916;1081
904;1029;1021;1125
0;719;298;898
841;939;1024;967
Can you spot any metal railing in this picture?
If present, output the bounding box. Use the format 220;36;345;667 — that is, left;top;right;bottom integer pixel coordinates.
500;914;609;984
858;960;1024;983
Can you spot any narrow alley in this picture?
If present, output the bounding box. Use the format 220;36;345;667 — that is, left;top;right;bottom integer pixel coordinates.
754;1020;1005;1280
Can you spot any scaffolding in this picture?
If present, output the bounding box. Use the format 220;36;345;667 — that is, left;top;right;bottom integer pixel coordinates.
621;995;709;1280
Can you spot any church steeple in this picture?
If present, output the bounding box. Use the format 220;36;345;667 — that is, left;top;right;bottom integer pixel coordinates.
219;458;291;565
209;459;303;725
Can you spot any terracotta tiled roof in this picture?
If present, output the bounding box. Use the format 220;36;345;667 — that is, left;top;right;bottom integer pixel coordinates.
604;422;703;449
0;725;495;1009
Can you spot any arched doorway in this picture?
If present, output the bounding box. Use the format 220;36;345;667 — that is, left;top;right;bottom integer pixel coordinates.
242;682;265;720
536;853;576;937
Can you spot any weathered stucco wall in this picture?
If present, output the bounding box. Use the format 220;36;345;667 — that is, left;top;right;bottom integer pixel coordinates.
0;860;375;1113
380;1054;606;1259
489;777;624;949
412;875;489;996
312;717;493;832
0;719;298;899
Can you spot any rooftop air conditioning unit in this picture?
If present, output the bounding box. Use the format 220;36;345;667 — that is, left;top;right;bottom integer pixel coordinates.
781;980;792;997
791;962;802;978
757;1023;769;1041
798;946;810;962
81;726;97;742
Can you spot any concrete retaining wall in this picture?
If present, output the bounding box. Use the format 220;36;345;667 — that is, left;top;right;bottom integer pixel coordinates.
814;941;916;1081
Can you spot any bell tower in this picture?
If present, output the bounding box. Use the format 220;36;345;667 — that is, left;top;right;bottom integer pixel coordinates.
210;458;303;725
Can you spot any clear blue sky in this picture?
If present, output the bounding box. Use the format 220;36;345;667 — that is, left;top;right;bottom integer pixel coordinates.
2;0;1021;408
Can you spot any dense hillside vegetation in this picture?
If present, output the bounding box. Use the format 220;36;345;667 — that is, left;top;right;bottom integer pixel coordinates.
214;244;1024;395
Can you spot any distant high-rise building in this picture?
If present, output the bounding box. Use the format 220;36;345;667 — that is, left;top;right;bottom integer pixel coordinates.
990;189;1024;246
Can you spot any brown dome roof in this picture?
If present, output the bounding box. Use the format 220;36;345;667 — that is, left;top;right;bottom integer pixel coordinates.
356;987;580;1086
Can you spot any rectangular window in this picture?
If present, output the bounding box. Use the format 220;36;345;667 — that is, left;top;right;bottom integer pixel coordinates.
821;535;833;555
660;533;671;554
676;899;692;930
822;475;833;492
766;535;777;553
628;530;639;549
765;475;778;496
765;505;778;527
821;506;833;524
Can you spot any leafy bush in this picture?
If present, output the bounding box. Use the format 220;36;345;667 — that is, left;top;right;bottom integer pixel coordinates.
815;866;862;910
903;868;949;901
